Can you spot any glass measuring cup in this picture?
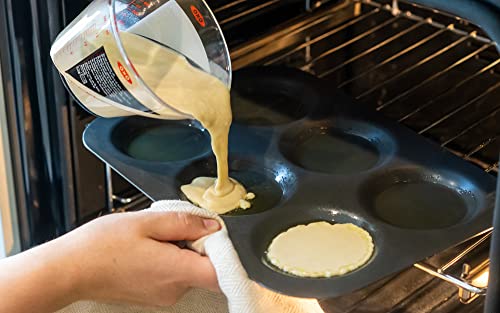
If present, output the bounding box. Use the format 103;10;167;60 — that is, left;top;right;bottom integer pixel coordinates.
50;0;231;120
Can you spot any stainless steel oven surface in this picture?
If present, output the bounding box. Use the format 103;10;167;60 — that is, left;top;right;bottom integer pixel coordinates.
1;0;499;312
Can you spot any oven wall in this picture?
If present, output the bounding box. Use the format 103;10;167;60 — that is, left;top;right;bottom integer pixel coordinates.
0;0;112;248
0;0;146;249
0;0;73;248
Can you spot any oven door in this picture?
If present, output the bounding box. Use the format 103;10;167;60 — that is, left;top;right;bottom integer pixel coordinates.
0;64;20;258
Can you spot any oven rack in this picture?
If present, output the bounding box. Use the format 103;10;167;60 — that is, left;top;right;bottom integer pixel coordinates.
105;165;152;213
231;1;499;178
213;0;283;26
414;227;492;304
211;0;336;24
231;0;499;176
252;1;500;177
229;0;499;303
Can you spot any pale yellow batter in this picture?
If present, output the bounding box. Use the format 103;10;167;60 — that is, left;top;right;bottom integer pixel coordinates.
181;177;255;214
120;32;253;213
267;222;374;277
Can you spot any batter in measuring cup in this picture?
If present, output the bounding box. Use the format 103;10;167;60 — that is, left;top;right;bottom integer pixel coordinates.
121;32;253;214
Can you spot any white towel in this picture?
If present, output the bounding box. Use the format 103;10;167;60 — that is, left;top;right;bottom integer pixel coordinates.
58;200;324;313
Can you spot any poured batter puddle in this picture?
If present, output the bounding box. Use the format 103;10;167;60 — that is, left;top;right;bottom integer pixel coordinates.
266;221;374;278
177;158;289;215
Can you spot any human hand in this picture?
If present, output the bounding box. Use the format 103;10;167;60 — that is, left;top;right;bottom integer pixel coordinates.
52;211;221;307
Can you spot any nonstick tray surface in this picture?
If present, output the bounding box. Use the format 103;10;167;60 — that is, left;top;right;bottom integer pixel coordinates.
83;67;496;298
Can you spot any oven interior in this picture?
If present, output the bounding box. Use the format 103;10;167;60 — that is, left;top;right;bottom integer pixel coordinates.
98;0;499;311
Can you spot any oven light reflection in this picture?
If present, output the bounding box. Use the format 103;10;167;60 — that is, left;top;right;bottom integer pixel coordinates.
255;284;324;312
274;165;291;184
471;269;489;288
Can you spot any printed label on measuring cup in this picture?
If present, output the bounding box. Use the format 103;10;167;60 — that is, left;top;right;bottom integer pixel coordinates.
66;46;154;113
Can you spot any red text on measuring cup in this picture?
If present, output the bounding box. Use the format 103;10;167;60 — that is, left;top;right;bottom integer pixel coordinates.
190;5;206;27
117;61;133;84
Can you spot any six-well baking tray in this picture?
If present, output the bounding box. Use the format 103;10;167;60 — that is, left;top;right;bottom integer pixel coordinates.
83;67;496;299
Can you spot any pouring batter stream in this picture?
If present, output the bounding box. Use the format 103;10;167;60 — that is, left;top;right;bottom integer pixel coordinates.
119;32;253;214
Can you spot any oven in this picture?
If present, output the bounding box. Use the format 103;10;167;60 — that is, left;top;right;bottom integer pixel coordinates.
0;0;499;312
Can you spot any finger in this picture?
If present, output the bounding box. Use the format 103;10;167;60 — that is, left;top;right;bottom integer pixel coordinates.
138;211;220;241
177;249;220;292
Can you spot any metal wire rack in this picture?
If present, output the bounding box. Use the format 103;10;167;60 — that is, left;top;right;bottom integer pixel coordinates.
229;0;499;304
213;0;283;26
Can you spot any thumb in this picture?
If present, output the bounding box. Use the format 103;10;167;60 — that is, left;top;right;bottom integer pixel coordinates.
138;211;220;241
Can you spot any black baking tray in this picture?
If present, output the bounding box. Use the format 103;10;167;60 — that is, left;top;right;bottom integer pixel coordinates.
82;67;496;299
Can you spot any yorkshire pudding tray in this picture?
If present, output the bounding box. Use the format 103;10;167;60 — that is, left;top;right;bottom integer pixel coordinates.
83;67;496;298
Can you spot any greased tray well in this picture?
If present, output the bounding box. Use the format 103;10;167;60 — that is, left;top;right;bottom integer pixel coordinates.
83;66;496;298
